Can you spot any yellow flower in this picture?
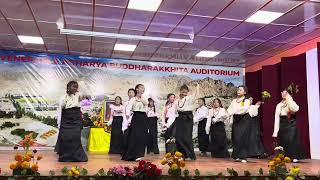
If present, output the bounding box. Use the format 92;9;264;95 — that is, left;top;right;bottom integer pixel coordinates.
289;167;300;175
285;176;294;180
174;152;183;157
31;164;39;172
21;161;30;169
278;154;284;160
27;152;33;158
14;154;23;162
160;158;167;165
165;153;171;158
23;155;32;162
71;167;77;173
68;171;73;176
179;160;186;168
268;161;275;167
171;163;178;170
9;163;17;170
284;157;291;163
275;157;281;163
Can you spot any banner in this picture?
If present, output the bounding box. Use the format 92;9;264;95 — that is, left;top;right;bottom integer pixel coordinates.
0;50;243;148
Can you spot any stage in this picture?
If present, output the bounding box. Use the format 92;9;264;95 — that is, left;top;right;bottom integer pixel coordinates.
1;151;320;176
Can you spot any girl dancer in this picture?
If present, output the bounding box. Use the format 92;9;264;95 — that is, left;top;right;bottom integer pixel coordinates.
55;81;88;162
227;86;251;163
122;88;135;147
205;98;229;158
272;89;304;162
193;98;209;156
122;84;148;161
147;97;160;154
175;83;199;160
108;96;125;154
162;93;177;153
247;97;267;158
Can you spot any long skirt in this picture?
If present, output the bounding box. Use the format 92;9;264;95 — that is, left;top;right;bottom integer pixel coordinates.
109;116;124;154
147;117;159;154
164;118;177;153
278;116;305;159
122;111;148;161
198;118;209;152
231;113;251;159
175;111;196;160
57;107;88;162
210;121;229;158
247;116;266;157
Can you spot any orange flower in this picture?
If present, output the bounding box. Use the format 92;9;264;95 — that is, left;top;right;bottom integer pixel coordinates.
31;164;38;172
16;161;22;168
160;158;167;165
14;154;23;162
179;160;186;167
9;163;17;170
21;161;30;169
37;155;43;161
27;152;33;158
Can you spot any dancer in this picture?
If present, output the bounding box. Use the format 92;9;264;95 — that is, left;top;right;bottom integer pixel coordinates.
122;84;148;161
162;93;177;153
205;98;229;158
55;81;88;162
108;96;125;154
175;83;199;160
193;98;209;156
247;97;267;158
227;86;251;163
122;88;135;148
272;89;305;162
147;97;160;154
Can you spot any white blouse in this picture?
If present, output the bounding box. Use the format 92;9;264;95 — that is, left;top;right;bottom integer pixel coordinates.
108;104;125;126
122;100;132;131
205;107;227;134
56;93;81;128
193;105;209;123
176;85;199;112
162;102;178;128
126;96;149;113
147;97;160;118
227;98;251;115
272;97;299;137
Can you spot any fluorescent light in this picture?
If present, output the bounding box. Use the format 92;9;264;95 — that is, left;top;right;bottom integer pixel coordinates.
59;28;193;43
18;35;44;44
245;11;283;24
196;50;220;58
128;0;162;12
114;44;136;51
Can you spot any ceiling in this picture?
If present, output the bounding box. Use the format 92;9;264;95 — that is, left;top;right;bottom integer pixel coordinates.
1;0;320;67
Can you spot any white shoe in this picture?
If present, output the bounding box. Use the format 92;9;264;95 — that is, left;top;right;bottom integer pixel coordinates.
293;159;299;163
135;157;143;161
235;158;240;162
241;159;247;163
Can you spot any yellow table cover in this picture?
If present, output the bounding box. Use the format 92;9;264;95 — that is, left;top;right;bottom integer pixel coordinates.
87;127;110;153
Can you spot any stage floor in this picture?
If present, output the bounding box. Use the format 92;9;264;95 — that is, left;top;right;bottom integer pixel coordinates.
1;150;320;176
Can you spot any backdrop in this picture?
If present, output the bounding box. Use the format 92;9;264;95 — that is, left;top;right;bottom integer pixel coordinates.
0;50;243;149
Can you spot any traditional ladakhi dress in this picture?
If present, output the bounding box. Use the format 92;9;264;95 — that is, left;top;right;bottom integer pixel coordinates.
227;97;251;160
109;104;125;154
121;97;148;161
55;93;88;162
206;107;229;158
193;105;209;153
273;97;305;159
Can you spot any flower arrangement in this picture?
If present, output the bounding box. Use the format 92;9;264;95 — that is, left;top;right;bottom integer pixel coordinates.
268;146;291;176
287;83;299;95
160;151;185;176
261;90;272;101
134;160;162;178
91;115;111;133
107;165;134;177
61;166;88;177
9;133;42;176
